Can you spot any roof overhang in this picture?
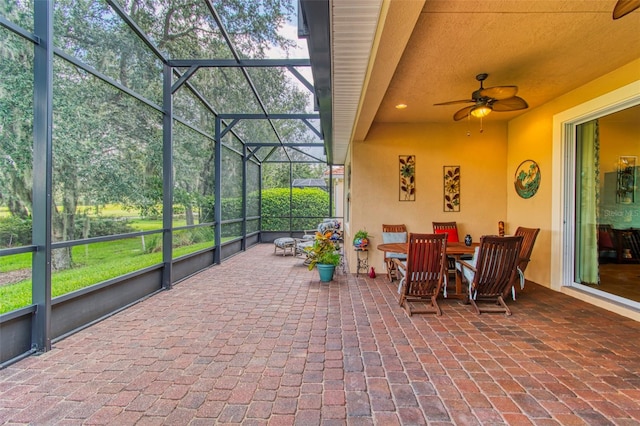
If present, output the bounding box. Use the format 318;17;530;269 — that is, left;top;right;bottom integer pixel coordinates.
299;0;385;165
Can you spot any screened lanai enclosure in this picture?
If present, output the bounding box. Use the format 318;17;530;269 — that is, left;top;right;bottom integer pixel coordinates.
0;1;339;366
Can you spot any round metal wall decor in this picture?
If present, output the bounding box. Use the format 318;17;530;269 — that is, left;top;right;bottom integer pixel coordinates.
514;160;541;199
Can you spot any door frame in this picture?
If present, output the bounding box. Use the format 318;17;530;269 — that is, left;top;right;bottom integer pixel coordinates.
552;80;640;313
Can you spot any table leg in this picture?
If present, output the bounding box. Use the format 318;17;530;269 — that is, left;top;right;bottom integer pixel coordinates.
449;254;465;299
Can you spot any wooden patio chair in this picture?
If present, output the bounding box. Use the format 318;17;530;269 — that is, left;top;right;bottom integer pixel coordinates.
393;233;448;316
508;227;540;299
432;221;460;242
613;228;640;263
432;221;467;288
382;224;408;281
458;235;522;315
597;224;617;263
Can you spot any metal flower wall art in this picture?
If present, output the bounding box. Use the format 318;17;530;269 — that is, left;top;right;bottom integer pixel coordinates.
443;166;460;212
399;155;416;201
616;156;636;203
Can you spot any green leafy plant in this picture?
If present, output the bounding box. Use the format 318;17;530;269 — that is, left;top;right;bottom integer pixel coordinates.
353;229;370;248
305;231;341;270
354;230;369;240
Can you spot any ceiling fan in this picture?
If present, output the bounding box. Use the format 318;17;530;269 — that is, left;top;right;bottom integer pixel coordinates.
613;0;640;19
434;73;528;121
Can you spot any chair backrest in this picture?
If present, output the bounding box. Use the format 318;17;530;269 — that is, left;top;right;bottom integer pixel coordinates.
318;219;342;241
629;229;640;259
432;222;459;242
403;233;448;297
514;227;540;273
617;228;640;259
382;224;408;259
597;224;616;250
382;224;407;233
470;235;523;297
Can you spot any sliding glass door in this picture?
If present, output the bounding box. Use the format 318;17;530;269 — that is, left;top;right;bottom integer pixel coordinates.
574;105;640;302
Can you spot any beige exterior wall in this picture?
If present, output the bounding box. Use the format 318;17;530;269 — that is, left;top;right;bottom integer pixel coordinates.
346;59;639;319
346;121;508;275
507;59;640;287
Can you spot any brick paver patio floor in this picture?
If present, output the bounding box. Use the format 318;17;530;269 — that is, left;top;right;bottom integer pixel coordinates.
1;243;639;425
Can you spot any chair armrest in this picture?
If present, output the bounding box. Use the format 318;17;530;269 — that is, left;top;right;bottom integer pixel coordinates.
456;259;477;292
457;259;476;272
392;258;407;294
456;259;478;295
392;258;406;278
301;229;317;241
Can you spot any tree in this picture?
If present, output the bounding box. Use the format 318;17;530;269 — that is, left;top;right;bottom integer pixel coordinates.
1;0;312;270
0;5;34;221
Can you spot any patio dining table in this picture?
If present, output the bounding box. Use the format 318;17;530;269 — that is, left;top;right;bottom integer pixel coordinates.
376;241;478;299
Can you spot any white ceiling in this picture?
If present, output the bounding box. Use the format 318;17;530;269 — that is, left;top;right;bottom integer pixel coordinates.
330;0;640;164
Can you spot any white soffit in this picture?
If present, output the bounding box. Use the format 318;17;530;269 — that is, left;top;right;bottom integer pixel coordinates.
331;0;383;164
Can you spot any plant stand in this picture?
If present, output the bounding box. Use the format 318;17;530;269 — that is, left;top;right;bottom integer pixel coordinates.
355;248;368;276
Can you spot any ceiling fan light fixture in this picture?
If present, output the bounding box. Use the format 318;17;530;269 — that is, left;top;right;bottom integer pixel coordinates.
470;105;491;118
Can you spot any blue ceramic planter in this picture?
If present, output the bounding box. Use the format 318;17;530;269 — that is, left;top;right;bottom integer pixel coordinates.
317;264;335;282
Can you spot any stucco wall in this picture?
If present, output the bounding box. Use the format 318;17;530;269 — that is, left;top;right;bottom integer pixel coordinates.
506;59;640;290
346;60;639;294
346;121;508;274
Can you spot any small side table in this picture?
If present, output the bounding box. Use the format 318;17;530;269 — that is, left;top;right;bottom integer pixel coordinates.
355;248;369;276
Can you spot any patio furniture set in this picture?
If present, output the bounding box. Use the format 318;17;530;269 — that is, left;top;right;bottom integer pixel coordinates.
273;219;343;267
377;222;539;316
274;219;539;316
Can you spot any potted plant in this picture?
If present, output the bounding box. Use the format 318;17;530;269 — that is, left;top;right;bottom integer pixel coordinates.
305;231;341;281
353;229;370;249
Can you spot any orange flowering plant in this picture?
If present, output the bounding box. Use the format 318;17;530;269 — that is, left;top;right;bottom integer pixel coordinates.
304;231;341;270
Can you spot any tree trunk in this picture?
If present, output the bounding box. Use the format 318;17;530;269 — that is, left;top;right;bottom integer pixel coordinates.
5;169;32;219
185;205;194;226
51;184;77;271
8;198;30;219
200;152;216;223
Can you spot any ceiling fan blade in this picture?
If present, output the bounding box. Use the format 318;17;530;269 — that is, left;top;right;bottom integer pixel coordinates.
480;85;518;100
491;96;529;112
434;99;474;106
613;0;640;19
453;105;475;121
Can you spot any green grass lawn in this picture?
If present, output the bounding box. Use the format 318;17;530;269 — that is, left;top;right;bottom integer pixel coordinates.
0;252;30;272
0;237;215;314
0;206;217;314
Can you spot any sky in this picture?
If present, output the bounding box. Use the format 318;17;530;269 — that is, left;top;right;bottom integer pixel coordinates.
265;0;310;60
264;2;316;111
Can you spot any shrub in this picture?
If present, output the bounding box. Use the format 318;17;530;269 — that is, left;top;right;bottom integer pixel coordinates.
261;188;330;231
191;226;214;243
74;216;135;239
0;216;32;248
222;196;243;220
144;234;162;253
